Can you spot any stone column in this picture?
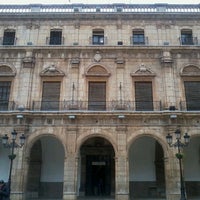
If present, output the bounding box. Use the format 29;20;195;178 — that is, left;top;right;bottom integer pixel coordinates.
115;125;129;200
63;127;78;200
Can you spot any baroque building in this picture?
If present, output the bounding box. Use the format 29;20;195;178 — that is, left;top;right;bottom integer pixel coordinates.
0;3;200;200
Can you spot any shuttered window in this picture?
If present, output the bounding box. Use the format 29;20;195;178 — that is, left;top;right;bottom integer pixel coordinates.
41;82;61;111
135;82;153;111
0;81;11;110
184;81;200;111
88;82;106;110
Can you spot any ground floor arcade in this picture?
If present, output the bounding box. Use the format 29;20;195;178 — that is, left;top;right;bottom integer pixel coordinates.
0;128;200;200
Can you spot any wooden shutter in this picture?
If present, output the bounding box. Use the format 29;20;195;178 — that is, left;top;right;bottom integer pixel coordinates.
41;82;61;110
184;81;200;110
135;82;153;111
88;82;106;110
0;81;11;110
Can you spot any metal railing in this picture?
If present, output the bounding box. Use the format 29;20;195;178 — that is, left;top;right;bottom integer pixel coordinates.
179;36;198;45
0;4;200;14
32;100;162;111
89;36;108;45
180;101;200;111
0;37;17;45
46;36;65;45
130;36;148;45
0;101;15;111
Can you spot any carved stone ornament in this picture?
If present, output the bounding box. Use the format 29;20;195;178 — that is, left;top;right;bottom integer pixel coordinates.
94;51;102;62
130;64;156;77
40;65;65;77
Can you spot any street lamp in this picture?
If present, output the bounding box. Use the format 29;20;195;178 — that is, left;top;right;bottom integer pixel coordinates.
2;130;26;198
166;129;190;200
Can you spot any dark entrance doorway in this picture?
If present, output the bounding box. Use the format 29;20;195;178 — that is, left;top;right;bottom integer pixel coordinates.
86;155;111;196
79;137;115;197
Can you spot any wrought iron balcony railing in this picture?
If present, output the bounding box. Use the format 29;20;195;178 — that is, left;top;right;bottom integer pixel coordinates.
180;101;200;111
89;36;108;45
0;37;17;45
179;36;198;45
32;100;162;111
130;36;148;45
0;101;15;111
46;37;65;45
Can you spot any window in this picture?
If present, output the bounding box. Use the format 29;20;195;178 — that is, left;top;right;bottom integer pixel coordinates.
49;30;62;45
135;82;153;111
184;81;200;110
88;82;106;110
41;82;61;110
180;30;193;45
0;81;11;110
132;30;145;45
3;30;16;45
92;30;104;45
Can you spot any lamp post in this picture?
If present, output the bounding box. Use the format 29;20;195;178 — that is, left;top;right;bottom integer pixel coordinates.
2;130;26;198
166;129;190;200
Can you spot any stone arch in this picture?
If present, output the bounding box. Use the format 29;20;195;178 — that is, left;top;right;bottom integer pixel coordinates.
128;133;167;199
76;133;117;157
25;132;67;158
85;64;111;77
77;135;116;197
183;133;200;198
0;63;16;77
25;132;66;199
127;130;169;158
180;64;200;76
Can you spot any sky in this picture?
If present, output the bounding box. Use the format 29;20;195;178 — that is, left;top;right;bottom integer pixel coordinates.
0;0;199;5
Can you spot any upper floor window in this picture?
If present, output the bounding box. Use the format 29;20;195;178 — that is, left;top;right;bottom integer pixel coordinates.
132;30;145;45
41;81;61;111
48;29;63;45
3;29;16;45
184;81;200;111
180;29;196;45
92;29;105;45
180;65;200;111
88;81;106;110
135;81;153;111
0;81;11;110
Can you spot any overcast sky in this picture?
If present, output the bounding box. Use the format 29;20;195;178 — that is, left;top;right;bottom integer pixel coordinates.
0;0;199;5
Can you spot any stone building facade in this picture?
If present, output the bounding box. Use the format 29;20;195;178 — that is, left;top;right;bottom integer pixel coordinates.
0;3;200;200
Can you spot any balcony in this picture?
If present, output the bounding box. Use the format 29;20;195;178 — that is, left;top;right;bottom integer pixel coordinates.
131;36;148;45
0;101;15;111
32;100;162;111
46;37;65;45
89;36;107;45
0;37;17;45
180;101;200;111
179;36;198;45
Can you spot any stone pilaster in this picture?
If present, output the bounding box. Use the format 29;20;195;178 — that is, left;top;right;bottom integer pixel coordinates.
160;50;176;110
63;128;78;200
